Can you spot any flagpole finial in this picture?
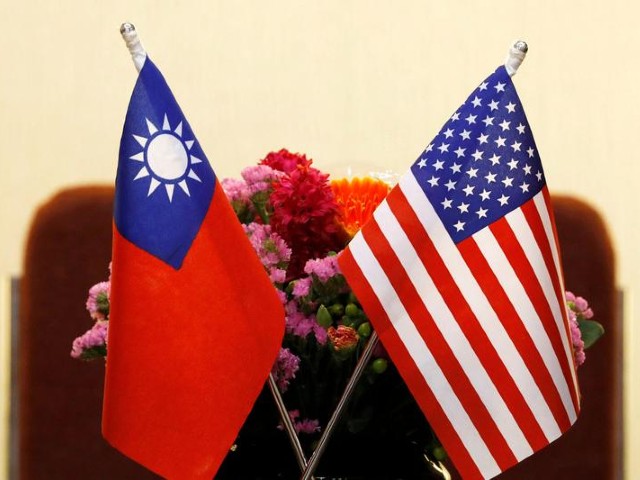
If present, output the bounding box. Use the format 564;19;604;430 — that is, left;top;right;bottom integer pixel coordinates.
120;22;147;73
505;40;528;77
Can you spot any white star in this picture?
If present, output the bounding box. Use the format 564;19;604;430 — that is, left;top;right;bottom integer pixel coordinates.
478;81;488;91
507;158;519;170
458;202;470;213
482;116;495;127
450;163;462;174
460;129;471;140
443;128;454;138
502;176;514;187
505;102;516;113
499;120;511;131
478;133;489;145
465;114;477;124
536;171;543;181
519;182;530;193
479;189;491;201
462;184;475;196
471;149;483;161
466;167;479;178
511;141;522;152
433;159;445;170
495;136;506;147
498;194;510;206
454;147;466;158
488;100;499;111
485;172;497;183
445;179;457;191
427;176;440;187
451;112;460;121
527;147;535;158
495;82;506;92
471;96;482;107
453;220;465;232
417;158;427;168
523;164;532;175
516;123;526;134
489;153;501;165
441;198;453;209
438;142;450;153
476;207;488;219
425;143;434;153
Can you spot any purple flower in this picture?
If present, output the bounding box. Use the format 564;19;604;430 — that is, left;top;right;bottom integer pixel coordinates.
241;165;284;195
272;348;300;393
283;410;321;434
292;277;312;298
71;321;108;360
243;223;291;283
221;177;250;202
285;301;328;345
86;281;110;320
304;255;341;282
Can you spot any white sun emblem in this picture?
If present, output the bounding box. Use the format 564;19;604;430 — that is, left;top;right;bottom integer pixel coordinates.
129;114;203;202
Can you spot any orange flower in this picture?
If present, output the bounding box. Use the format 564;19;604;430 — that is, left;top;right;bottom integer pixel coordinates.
330;177;391;237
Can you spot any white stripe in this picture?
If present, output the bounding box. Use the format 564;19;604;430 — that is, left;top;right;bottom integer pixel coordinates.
348;232;501;479
374;202;533;460
506;205;578;422
533;194;580;400
472;228;577;423
399;173;562;442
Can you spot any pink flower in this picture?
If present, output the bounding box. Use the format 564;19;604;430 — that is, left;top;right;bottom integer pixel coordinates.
241;165;284;195
71;321;108;360
221;177;250;202
567;308;586;367
292;277;312;298
243;223;291;284
304;255;341;282
272;348;300;393
86;281;110;320
281;410;321;434
285;301;328;344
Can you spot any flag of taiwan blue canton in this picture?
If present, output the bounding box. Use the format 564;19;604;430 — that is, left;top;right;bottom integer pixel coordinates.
339;66;580;479
102;57;284;480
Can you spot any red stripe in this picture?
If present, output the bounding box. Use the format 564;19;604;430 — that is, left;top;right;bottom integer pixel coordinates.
489;217;579;417
338;247;485;480
386;190;548;452
457;237;572;434
363;208;517;471
521;197;580;402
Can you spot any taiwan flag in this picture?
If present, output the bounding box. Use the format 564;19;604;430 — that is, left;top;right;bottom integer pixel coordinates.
102;57;285;479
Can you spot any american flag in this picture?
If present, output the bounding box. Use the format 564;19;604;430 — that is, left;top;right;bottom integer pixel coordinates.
338;66;580;479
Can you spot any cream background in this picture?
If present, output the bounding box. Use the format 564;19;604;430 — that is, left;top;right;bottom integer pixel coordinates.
0;0;637;477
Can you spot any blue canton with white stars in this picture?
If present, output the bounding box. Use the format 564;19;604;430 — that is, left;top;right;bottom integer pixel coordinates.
411;66;545;244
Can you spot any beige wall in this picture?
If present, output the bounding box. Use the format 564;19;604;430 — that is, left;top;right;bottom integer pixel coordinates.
1;0;637;476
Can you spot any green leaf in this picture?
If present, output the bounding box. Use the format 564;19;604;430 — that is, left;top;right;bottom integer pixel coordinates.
578;319;605;349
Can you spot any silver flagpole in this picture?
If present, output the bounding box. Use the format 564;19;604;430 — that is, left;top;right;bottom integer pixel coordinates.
119;22;312;477
300;332;379;480
300;40;530;480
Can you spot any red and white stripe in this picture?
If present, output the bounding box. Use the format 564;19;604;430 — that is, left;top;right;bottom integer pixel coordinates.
339;172;580;479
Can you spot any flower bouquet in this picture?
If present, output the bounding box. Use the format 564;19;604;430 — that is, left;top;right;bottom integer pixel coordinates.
72;148;603;479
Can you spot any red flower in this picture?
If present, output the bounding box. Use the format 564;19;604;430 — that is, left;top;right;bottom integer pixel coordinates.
327;325;359;352
268;152;346;277
260;149;311;174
